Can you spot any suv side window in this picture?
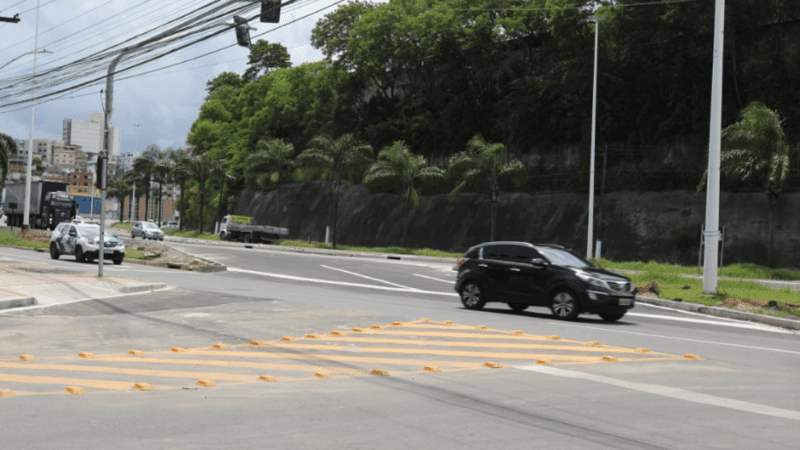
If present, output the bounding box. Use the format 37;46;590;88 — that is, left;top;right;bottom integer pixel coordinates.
485;245;515;261
512;246;542;263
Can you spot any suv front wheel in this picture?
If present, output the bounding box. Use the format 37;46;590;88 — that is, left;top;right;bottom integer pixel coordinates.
550;290;580;320
460;281;486;310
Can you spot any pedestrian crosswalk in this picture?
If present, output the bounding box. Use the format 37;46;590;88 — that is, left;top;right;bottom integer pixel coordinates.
0;319;698;397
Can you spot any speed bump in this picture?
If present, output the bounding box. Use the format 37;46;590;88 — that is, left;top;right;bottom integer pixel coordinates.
601;356;619;362
78;352;95;359
66;386;85;395
536;359;552;366
586;341;601;346
171;347;187;353
314;372;331;379
249;340;267;347
391;322;403;326
370;325;383;329
259;375;277;382
330;331;346;336
420;318;431;322
510;330;523;335
212;343;229;349
0;389;14;397
351;328;366;333
683;354;702;360
483;362;502;368
18;355;34;361
128;350;144;356
635;348;650;353
371;369;389;376
305;334;321;339
196;379;216;387
134;383;153;391
440;320;453;325
545;335;560;341
423;366;441;372
281;337;296;342
475;325;488;330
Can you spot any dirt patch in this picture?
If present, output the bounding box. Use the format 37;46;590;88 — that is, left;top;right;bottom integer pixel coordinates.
636;281;660;296
123;239;222;270
718;297;800;313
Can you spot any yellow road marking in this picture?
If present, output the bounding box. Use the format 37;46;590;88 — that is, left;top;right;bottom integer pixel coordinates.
0;361;260;382
0;373;149;391
90;356;380;374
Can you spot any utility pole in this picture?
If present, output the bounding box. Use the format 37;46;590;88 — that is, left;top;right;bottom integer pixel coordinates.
22;0;41;232
702;0;726;294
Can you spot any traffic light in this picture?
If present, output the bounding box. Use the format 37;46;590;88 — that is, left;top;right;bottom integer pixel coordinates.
96;156;107;190
261;0;281;23
234;16;251;48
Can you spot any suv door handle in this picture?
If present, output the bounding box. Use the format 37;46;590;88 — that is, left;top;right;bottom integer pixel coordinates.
478;264;488;268
509;268;521;272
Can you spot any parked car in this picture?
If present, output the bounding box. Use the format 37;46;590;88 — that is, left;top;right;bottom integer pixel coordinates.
132;221;164;240
49;222;125;264
454;241;635;322
162;221;178;230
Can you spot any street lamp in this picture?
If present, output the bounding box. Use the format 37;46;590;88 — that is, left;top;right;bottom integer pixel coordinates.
0;49;51;71
586;15;606;260
22;0;42;232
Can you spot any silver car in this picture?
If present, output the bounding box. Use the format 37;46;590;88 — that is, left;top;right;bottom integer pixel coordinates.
132;221;164;240
50;222;125;264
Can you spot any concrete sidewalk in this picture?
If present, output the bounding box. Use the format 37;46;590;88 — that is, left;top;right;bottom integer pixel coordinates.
0;261;168;311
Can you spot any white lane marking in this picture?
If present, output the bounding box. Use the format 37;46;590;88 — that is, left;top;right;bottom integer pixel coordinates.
227;267;457;296
626;312;790;332
568;324;800;354
320;264;420;291
413;273;455;284
516;365;800;421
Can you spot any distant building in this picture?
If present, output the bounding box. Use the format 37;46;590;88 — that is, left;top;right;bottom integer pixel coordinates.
117;152;136;172
62;113;120;159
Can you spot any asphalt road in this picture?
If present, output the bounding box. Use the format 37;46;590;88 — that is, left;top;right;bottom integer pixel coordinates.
0;242;798;449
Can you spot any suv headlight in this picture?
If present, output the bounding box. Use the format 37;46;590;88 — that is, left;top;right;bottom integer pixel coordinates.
575;271;610;290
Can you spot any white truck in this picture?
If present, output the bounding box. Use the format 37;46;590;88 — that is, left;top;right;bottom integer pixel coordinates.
218;215;289;243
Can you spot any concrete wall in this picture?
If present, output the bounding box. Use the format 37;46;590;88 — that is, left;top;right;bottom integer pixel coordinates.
234;181;800;268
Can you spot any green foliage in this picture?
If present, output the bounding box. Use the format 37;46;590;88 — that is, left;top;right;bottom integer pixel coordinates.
1;132;18;187
243;40;292;82
363;141;444;207
447;134;527;199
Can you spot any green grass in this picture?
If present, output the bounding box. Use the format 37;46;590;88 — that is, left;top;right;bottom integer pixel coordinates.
592;258;800;281
163;230;220;240
112;222;132;231
0;229;49;249
275;240;462;258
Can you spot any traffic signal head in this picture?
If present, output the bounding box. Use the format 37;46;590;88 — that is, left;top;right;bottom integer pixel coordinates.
234;16;251;48
96;156;107;190
261;0;281;23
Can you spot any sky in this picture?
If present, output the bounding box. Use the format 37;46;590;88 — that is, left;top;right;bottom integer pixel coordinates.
0;0;362;156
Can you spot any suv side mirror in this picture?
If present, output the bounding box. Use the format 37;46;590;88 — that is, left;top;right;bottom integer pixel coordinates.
531;258;549;268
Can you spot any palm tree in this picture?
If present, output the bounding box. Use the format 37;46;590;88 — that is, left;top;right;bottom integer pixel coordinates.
1;132;19;188
700;102;790;267
245;138;295;228
106;176;132;222
447;135;528;242
297;134;373;248
363;141;444;245
169;148;193;230
123;170;146;222
132;145;161;221
188;151;227;234
151;147;174;227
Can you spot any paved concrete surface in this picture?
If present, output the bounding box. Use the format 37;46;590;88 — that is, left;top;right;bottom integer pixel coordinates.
0;260;167;310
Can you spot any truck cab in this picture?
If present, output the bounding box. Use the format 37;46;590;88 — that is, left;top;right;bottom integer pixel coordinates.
42;191;77;230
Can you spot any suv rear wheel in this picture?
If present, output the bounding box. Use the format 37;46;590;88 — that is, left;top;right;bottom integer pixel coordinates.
460;281;486;310
50;243;60;260
550;290;580;320
75;247;86;263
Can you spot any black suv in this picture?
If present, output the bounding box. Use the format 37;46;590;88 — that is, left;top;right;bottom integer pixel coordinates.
454;242;635;321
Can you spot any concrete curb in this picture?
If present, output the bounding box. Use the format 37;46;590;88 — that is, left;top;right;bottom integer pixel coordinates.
118;283;169;294
635;295;800;331
0;297;37;310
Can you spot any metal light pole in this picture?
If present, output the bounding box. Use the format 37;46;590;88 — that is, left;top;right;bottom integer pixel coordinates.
703;0;726;294
0;49;51;71
586;16;606;260
22;0;41;231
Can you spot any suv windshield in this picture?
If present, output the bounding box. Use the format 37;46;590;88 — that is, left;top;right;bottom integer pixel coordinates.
77;225;99;238
144;223;159;229
536;247;593;269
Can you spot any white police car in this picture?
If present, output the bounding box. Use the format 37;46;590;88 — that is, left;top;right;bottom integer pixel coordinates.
50;222;125;264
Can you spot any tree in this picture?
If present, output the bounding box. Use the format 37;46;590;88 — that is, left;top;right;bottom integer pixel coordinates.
447;135;528;242
132;145;162;221
297;134;373;247
150;147;174;227
363;141;444;245
245;138;295;228
700;102;790;267
187;151;227;234
205;71;244;100
106;176;132;222
243;40;292;83
169;148;193;230
1;132;18;188
123;170;146;223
